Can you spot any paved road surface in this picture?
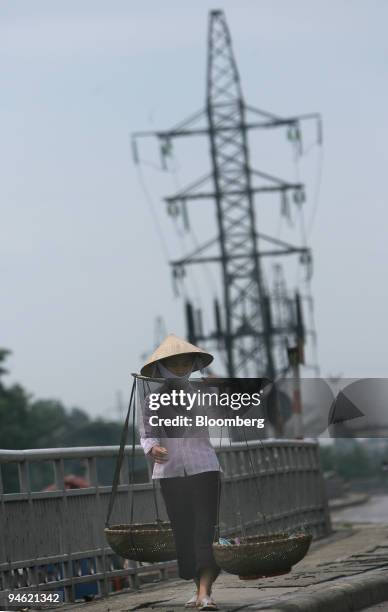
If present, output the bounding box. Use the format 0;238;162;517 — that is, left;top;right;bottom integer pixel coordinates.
332;496;388;610
361;603;388;610
332;494;388;524
61;524;388;612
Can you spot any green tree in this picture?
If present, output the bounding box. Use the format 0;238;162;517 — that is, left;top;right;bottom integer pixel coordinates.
0;348;147;491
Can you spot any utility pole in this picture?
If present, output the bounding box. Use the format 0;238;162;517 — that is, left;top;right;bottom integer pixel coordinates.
133;10;321;381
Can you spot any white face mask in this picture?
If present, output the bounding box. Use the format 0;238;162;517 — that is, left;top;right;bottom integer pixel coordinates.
157;358;196;381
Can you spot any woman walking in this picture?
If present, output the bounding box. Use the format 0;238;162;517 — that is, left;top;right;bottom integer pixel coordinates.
139;333;221;611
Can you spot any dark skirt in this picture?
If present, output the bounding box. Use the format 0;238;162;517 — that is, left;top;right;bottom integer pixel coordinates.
160;470;221;580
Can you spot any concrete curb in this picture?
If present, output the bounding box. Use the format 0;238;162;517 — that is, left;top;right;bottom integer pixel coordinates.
329;493;369;511
248;567;388;611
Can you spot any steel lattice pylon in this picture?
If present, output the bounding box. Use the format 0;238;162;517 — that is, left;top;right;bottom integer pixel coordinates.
206;11;273;377
133;10;321;380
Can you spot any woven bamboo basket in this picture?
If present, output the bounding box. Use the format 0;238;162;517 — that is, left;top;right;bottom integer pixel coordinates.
213;532;312;578
104;522;176;563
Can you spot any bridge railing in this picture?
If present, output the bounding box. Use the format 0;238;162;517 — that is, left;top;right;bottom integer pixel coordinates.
0;440;331;604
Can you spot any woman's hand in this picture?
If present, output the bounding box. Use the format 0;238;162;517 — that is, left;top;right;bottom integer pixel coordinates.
150;445;169;464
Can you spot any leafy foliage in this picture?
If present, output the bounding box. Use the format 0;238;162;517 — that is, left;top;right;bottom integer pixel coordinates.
320;440;387;481
0;349;147;491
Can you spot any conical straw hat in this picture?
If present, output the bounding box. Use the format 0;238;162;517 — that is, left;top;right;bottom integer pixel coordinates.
140;333;213;377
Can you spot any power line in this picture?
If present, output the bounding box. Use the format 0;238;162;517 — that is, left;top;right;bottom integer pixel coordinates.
306;144;324;238
134;162;171;262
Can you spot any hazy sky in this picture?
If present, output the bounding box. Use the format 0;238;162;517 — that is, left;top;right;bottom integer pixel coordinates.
1;0;387;419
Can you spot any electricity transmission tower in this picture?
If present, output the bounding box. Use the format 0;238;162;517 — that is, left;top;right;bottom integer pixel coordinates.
133;10;321;380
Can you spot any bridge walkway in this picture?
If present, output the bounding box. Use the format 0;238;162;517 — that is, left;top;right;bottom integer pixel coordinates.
59;523;388;612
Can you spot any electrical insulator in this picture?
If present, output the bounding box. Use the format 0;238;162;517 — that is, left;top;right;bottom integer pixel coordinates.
300;251;313;281
185;301;196;344
293;188;305;205
317;117;323;145
281;191;290;219
295;123;303;155
131;138;139;164
167;201;180;217
160;136;172;170
172;268;180;297
287;125;295;141
195;308;204;339
181;199;190;231
214;299;223;339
